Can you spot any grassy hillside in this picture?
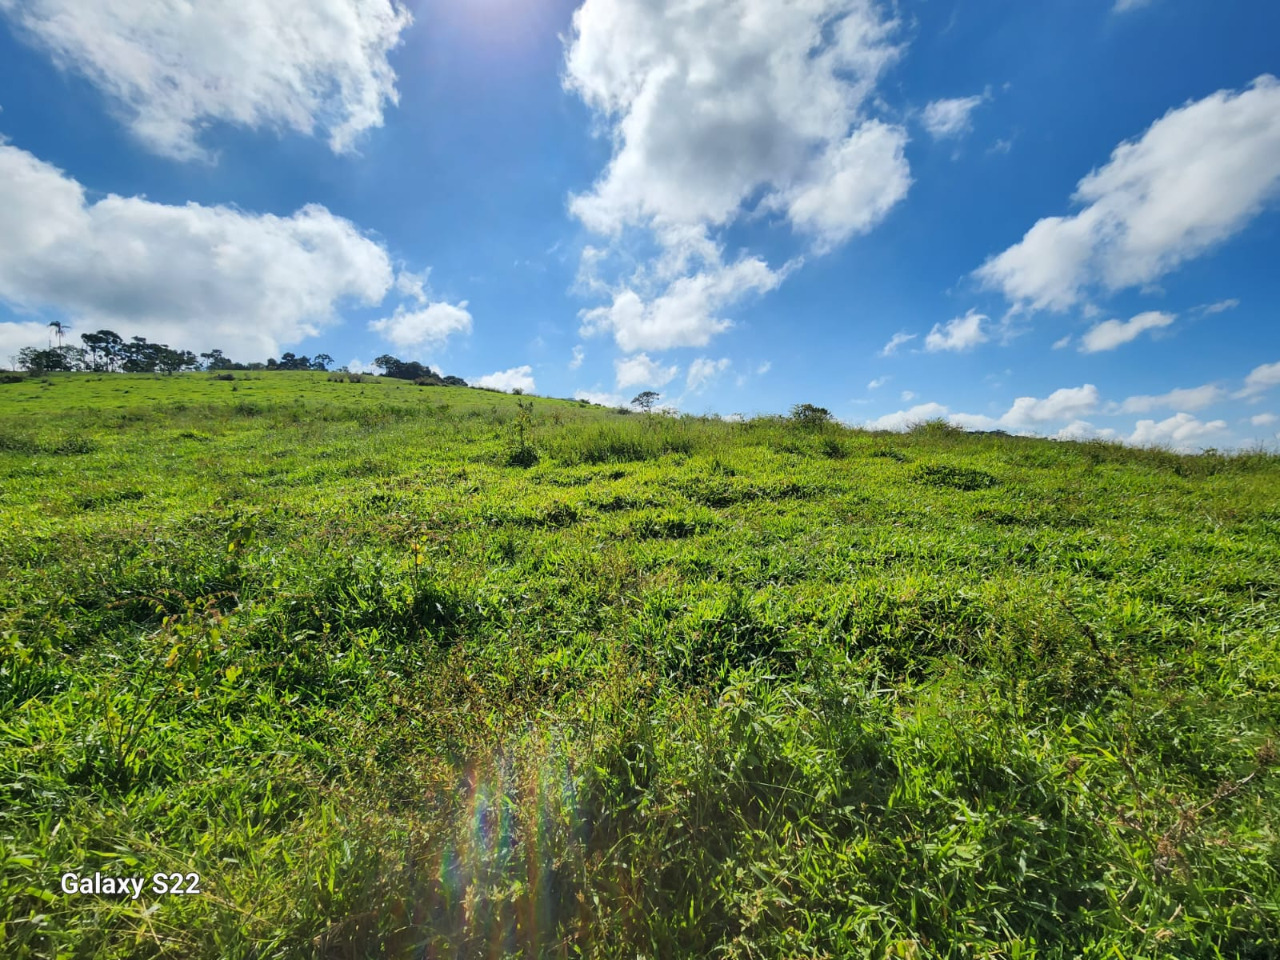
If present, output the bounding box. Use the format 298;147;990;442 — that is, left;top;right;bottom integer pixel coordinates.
2;372;1278;959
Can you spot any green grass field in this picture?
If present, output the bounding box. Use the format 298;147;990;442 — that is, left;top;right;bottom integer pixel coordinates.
2;372;1279;959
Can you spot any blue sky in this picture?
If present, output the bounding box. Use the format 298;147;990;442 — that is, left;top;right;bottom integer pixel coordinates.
1;0;1278;450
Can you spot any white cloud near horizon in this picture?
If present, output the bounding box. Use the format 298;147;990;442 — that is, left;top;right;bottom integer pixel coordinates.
574;388;626;407
565;0;911;352
921;93;986;140
0;0;413;160
615;352;678;390
0;140;396;359
977;76;1280;311
1129;413;1227;449
1079;310;1174;353
925;310;988;352
474;365;536;393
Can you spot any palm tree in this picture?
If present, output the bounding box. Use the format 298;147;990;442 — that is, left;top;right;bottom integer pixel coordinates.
47;320;67;348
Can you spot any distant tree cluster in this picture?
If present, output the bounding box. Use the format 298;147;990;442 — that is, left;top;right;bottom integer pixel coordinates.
373;354;467;386
20;329;200;375
12;322;472;387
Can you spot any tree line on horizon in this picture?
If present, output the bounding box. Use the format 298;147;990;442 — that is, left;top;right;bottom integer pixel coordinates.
10;323;467;385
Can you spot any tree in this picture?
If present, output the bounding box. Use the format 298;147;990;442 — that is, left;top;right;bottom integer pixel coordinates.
310;353;333;371
18;346;80;373
48;320;68;348
632;390;660;412
790;403;832;428
82;330;125;371
200;349;234;371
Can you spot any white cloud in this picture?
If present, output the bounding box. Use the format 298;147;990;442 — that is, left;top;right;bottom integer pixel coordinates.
867;376;889;390
0;320;57;364
565;0;906;240
900;390;916;402
1114;384;1224;414
565;0;910;350
474;365;536;393
977;76;1280;311
686;356;730;392
1001;384;1100;427
1079;310;1174;353
346;358;376;374
867;402;950;431
614;352;677;390
0;141;394;358
368;302;472;350
1250;413;1277;427
925;310;989;352
579;255;782;352
0;0;412;160
880;331;917;356
1052;335;1072;350
1128;413;1227;451
1054;420;1118;441
574;388;625;406
1200;298;1240;314
569;344;586;370
756;361;772;375
921;94;986;140
1238;360;1280;398
780;120;911;253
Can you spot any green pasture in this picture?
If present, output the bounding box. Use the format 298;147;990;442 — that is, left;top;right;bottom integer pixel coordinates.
2;372;1278;958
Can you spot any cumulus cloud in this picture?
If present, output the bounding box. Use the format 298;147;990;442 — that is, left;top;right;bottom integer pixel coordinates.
474;365;536;393
1238;361;1280;397
867;402;950;431
1002;384;1100;427
1129;413;1227;451
921;93;986;140
0;140;394;358
614;352;678;390
880;331;917;356
569;344;586;370
976;76;1280;311
873;385;1102;434
579;255;782;352
368;302;472;350
1250;412;1277;427
1054;420;1118;441
1079;311;1175;353
1113;384;1224;414
565;0;910;350
686;356;730;392
925;310;989;352
574;388;626;406
0;0;412;160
